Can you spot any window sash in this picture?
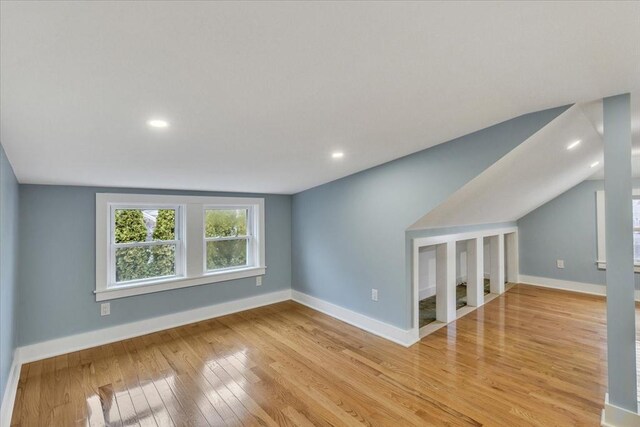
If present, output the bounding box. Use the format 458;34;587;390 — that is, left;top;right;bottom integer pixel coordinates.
204;237;251;269
109;204;185;287
111;204;182;243
203;206;256;273
110;244;182;286
113;240;181;249
203;206;252;239
204;236;249;242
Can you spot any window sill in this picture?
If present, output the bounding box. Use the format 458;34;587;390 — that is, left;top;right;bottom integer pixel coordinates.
95;266;266;301
596;261;640;273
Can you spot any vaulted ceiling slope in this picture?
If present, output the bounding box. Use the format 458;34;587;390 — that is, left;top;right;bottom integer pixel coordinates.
408;102;605;230
1;2;639;194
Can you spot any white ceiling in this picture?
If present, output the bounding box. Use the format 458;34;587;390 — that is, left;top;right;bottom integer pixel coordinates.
409;103;604;230
1;1;639;194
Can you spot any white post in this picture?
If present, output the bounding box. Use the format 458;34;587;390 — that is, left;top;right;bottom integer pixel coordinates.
603;93;638;413
466;238;484;307
436;241;456;323
489;234;505;294
505;232;519;283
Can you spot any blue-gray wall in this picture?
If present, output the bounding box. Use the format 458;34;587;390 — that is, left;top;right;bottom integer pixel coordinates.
292;106;568;330
518;178;640;289
17;185;291;346
0;144;19;404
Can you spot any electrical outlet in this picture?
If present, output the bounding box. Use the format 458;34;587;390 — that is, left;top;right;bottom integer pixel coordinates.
557;259;565;269
101;302;110;316
371;288;378;302
256;276;262;286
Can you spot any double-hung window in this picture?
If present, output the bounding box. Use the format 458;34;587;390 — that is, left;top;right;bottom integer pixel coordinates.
204;207;253;271
111;205;184;284
96;194;265;301
595;190;640;272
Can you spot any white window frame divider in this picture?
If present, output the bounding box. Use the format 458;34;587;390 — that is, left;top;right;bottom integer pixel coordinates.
96;193;266;301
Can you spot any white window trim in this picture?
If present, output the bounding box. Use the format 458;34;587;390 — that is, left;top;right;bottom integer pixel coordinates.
202;205;255;273
595;189;640;273
96;193;266;301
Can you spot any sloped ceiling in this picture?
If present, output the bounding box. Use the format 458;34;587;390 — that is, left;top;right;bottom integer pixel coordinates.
409;102;603;230
0;1;639;194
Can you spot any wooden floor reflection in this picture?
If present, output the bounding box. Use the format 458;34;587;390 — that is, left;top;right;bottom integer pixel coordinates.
11;284;627;426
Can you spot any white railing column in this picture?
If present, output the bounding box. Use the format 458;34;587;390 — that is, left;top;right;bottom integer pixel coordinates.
436;241;456;322
505;232;519;283
466;238;484;307
489;234;505;294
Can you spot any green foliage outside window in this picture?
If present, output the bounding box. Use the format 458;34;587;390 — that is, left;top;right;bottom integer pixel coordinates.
114;209;176;282
113;208;250;282
205;209;248;270
205;209;247;237
153;209;175;240
114;209;147;243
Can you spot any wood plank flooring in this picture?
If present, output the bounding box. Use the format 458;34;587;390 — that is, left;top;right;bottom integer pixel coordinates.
10;284;634;426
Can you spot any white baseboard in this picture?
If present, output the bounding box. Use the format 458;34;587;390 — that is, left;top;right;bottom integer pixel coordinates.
3;286;419;424
419;286;436;300
601;393;640;426
519;275;640;301
17;289;292;364
519;274;606;295
291;290;418;347
15;288;419;363
0;350;21;427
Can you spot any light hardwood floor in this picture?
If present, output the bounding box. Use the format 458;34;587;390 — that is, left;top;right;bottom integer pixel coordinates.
10;284;636;426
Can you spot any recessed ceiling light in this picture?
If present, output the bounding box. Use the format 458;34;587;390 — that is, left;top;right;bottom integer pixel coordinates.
147;119;169;129
332;151;344;159
567;140;581;150
590;161;600;168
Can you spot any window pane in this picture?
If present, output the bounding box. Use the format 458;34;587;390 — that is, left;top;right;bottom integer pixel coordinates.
635;232;640;264
115;244;176;283
115;209;175;243
206;239;247;270
205;209;247;238
634;200;640;228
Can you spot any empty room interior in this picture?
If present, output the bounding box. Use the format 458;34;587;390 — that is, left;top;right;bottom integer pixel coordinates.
1;1;640;426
